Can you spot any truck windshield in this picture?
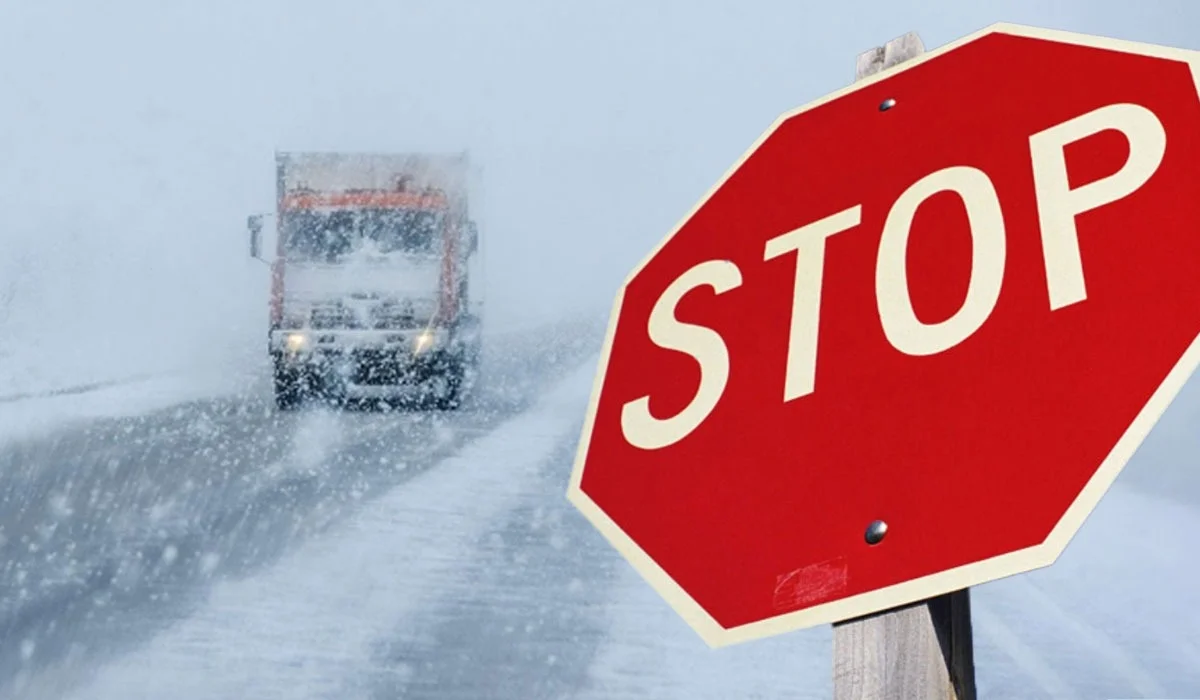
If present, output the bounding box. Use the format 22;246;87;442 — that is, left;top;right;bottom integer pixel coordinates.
282;208;444;262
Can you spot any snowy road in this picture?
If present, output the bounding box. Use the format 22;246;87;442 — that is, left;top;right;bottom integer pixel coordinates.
0;317;604;699
3;314;1200;699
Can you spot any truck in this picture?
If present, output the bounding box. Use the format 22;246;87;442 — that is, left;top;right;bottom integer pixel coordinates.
248;151;484;411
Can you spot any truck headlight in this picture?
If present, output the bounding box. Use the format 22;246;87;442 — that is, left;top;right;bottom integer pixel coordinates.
284;332;309;352
413;330;435;354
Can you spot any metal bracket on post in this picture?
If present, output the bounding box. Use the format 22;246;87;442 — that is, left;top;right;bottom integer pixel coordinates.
854;31;926;81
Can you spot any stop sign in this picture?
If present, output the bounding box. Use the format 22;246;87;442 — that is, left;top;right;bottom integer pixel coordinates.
567;23;1200;647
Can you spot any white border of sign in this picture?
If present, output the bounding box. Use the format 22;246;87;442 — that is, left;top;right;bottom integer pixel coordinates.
566;21;1200;649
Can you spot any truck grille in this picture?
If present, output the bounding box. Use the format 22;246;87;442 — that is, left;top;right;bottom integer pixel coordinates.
369;306;421;329
306;302;429;330
351;349;410;384
311;305;360;329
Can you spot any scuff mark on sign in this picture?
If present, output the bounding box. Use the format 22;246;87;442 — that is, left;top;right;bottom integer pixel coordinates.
772;557;849;612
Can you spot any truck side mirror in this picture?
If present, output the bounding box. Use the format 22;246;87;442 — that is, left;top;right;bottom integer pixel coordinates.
248;215;264;259
466;220;479;255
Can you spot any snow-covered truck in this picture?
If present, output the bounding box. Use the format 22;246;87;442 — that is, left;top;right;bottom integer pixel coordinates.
248;151;484;410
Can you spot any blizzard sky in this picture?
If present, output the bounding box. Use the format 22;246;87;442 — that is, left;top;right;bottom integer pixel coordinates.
1;0;1198;385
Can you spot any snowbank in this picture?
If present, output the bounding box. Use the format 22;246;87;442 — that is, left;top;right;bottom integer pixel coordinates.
0;367;264;448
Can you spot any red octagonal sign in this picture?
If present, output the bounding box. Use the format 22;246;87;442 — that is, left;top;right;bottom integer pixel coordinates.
567;23;1200;647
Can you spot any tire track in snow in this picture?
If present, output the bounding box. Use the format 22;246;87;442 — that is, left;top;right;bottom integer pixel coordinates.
359;420;620;700
0;373;170;405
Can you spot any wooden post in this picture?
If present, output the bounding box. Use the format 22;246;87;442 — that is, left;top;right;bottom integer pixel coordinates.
831;31;977;700
833;589;976;700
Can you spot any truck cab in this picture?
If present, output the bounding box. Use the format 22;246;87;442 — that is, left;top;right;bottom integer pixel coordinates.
249;152;484;411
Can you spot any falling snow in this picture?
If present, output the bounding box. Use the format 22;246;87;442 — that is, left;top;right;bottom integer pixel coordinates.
2;2;1200;700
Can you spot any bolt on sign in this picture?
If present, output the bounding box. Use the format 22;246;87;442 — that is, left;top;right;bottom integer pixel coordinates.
567;22;1200;648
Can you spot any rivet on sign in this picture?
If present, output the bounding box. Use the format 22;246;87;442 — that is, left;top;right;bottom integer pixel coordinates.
879;98;897;112
865;519;888;545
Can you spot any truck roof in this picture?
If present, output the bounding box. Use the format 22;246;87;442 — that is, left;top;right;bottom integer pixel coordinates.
276;151;470;197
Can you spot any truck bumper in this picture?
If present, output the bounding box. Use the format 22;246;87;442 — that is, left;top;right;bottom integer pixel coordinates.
269;327;474;401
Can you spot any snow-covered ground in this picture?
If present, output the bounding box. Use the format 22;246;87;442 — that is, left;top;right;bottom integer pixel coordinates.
0;365;264;448
12;352;1196;700
27;356;600;700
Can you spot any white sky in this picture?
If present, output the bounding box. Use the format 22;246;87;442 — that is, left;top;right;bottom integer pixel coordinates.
1;0;1197;373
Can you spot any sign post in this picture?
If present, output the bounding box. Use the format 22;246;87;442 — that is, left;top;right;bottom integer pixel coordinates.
568;21;1200;695
829;31;976;700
